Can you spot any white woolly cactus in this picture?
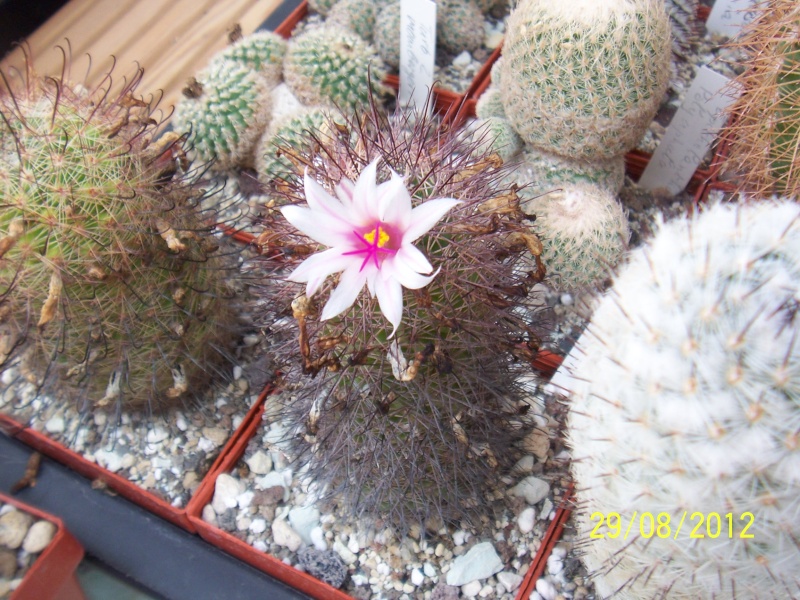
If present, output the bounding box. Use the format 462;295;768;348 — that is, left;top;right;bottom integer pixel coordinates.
557;199;800;599
500;0;671;160
524;183;629;293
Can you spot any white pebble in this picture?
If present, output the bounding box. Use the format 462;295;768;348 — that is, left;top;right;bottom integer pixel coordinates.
452;530;468;546
236;490;254;509
44;415;65;434
272;519;302;552
22;521;56;553
333;539;358;565
423;562;437;578
510;476;550;505
146;426;169;444
478;584;494;597
250;518;267;534
536;577;557;600
211;474;245;514
497;571;523;593
310;526;328;551
453;51;472;68
253;540;268;552
547;555;564;575
233;365;243;380
245;451;272;475
518;507;537;534
411;568;425;586
461;580;482;598
560;293;574;306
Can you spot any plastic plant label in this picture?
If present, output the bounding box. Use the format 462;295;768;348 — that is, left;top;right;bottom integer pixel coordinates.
399;0;436;114
639;66;739;196
705;0;758;36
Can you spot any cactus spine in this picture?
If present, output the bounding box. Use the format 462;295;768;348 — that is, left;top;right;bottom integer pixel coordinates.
558;200;800;598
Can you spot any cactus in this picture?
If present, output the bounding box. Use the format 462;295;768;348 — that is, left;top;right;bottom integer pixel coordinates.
373;2;401;70
255;97;547;528
0;68;240;410
283;26;389;111
465;116;522;162
721;0;800;199
517;146;626;195
558;199;800;599
308;0;340;17
172;58;271;171
327;0;377;42
210;29;287;86
523;183;629;293
255;106;335;188
500;0;672;160
437;0;485;55
475;85;506;120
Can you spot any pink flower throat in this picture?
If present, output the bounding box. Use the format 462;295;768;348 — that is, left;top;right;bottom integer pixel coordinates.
343;222;398;271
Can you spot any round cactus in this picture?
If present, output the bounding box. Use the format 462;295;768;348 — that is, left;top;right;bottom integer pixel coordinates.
255;98;547;528
475;85;506;119
517;146;626;195
500;0;671;160
559;199;800;598
466;116;523;162
172;58;271;170
524;183;629;292
0;71;239;410
437;0;485;55
209;30;287;85
327;0;377;42
308;0;340;17
255;106;334;187
373;2;401;70
283;26;389;111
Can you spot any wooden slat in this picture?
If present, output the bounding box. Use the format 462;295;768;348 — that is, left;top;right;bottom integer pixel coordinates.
1;0;285;114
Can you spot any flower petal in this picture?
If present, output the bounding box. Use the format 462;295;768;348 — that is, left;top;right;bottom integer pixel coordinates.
404;198;461;242
351;158;380;223
374;275;403;337
335;177;355;206
320;265;368;321
286;247;354;297
376;170;411;227
280;205;352;247
395;244;433;275
386;256;439;290
304;171;352;223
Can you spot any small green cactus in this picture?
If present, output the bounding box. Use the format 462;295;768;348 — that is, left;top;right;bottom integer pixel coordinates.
466;116;523;162
437;0;485;55
327;0;377;42
283;26;389;111
210;30;287;86
0;69;239;410
475;85;506;119
255;106;335;187
373;2;401;70
308;0;340;17
500;0;672;160
517;146;626;195
524;183;630;292
172;58;271;170
560;199;800;598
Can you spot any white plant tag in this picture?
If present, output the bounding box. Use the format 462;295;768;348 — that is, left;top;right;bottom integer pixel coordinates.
399;0;437;114
639;66;739;196
706;0;758;37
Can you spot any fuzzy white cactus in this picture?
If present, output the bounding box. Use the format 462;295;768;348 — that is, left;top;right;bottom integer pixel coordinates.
554;199;800;599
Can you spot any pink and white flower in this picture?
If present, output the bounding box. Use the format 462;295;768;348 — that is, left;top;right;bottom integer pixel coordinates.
280;158;460;336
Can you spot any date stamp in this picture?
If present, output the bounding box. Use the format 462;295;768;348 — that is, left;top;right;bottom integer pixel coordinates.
589;511;755;540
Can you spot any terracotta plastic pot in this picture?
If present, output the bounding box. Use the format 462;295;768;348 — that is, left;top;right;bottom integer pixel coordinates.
0;387;271;533
0;491;86;600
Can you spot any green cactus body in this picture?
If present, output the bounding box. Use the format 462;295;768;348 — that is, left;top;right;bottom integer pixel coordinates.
259;102;546;527
524;184;629;292
308;0;340;17
437;0;485;55
466;117;522;162
373;2;401;70
559;199;800;598
172;58;271;171
255;107;334;187
722;1;800;199
500;0;671;160
327;0;377;42
283;26;388;111
475;86;506;119
0;77;238;409
210;30;287;85
518;146;626;195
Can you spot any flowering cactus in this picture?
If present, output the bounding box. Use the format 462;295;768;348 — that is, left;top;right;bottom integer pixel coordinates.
255;97;546;527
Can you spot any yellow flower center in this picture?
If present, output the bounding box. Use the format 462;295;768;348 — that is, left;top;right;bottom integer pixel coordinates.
363;224;390;248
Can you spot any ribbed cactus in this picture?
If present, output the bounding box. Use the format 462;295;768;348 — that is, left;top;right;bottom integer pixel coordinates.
0;69;239;410
255;98;546;528
172;58;271;171
522;183;629;293
500;0;672;160
283;26;389;111
721;0;800;199
558;199;800;598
